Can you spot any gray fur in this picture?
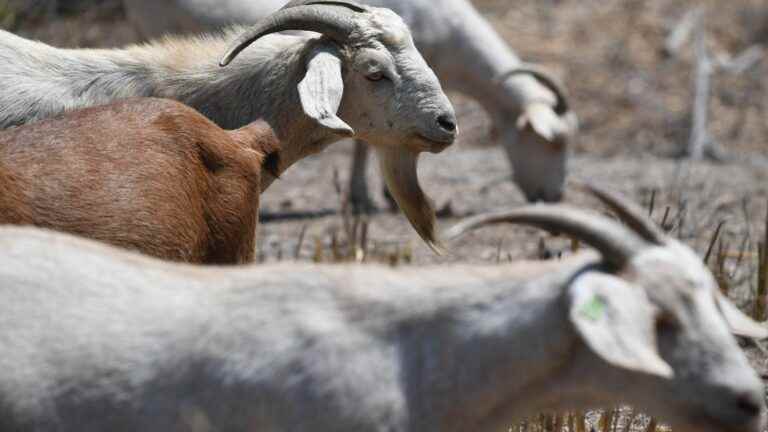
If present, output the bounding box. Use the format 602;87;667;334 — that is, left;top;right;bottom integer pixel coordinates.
0;12;454;178
0;209;764;431
0;6;457;246
122;0;577;202
0;31;156;128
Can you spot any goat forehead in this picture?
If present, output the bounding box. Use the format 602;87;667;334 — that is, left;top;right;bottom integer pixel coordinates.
636;249;737;353
628;244;713;293
361;8;411;48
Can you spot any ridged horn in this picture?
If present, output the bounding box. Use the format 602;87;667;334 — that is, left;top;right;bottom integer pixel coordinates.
220;4;364;67
444;205;650;269
282;0;369;12
583;183;666;245
495;64;570;115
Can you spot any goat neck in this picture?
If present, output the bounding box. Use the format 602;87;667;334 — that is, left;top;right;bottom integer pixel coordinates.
130;34;346;189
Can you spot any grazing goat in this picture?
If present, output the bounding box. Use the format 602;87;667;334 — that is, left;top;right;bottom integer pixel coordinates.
122;0;577;209
0;97;279;264
0;186;764;431
0;0;457;251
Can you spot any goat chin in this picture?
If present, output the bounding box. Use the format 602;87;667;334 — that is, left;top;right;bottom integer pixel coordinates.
0;191;765;432
376;146;443;254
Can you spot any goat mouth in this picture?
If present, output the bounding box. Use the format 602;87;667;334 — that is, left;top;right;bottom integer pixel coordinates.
523;190;564;204
414;133;454;153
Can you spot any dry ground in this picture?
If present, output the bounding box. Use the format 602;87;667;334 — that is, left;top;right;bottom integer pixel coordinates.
4;0;768;427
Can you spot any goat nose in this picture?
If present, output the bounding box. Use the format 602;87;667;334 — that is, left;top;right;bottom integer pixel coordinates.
542;190;564;203
735;392;764;418
437;113;457;134
524;190;544;203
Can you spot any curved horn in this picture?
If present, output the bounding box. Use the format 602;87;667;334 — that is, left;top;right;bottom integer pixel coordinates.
444;205;649;269
495;65;570;115
282;0;369;12
583;183;666;245
220;5;361;67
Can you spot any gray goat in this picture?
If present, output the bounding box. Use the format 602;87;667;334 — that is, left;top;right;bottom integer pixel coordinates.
0;0;457;251
122;0;577;209
0;187;764;431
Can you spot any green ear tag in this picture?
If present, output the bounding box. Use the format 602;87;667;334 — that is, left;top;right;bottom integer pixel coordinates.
579;295;606;321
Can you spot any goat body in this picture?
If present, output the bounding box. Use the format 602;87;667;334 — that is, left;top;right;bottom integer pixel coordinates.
0;2;456;250
0;193;764;432
122;0;577;204
0;97;279;263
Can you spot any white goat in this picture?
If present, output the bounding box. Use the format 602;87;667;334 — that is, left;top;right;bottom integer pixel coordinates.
122;0;577;208
0;186;764;431
0;0;457;251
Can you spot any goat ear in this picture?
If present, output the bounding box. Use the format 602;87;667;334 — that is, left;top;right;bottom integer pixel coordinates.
569;272;674;379
298;48;355;137
517;103;578;146
715;292;768;339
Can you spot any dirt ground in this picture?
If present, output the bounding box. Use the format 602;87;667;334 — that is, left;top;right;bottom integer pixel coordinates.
5;0;768;419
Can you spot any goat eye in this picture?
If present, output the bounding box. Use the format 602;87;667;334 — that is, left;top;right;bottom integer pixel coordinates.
656;312;679;332
366;71;385;82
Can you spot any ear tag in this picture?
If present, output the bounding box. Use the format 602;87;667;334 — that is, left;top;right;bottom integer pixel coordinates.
579;295;607;322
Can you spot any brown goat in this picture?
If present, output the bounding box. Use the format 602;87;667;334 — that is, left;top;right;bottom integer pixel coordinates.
0;97;280;264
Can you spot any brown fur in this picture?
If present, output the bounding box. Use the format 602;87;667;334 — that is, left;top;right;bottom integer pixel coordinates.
0;98;281;264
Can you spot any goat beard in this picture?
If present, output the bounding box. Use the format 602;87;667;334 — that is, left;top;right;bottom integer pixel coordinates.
377;147;445;255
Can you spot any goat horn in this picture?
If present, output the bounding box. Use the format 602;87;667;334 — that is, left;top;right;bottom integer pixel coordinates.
582;183;666;245
282;0;369;12
444;205;649;269
495;65;570;115
220;4;362;67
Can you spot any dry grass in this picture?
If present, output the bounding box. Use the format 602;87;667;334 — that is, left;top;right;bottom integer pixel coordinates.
508;408;667;432
257;169;418;266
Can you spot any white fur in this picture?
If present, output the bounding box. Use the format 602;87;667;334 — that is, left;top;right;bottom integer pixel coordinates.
122;0;577;202
0;214;763;431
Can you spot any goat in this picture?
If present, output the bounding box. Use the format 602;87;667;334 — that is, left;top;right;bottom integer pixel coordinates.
0;0;457;252
122;0;577;209
0;97;280;264
0;186;764;431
